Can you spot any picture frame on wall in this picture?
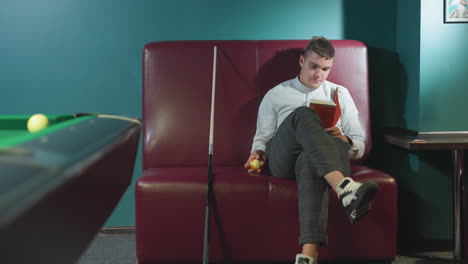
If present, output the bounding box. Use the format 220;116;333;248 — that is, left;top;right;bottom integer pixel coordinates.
445;0;468;23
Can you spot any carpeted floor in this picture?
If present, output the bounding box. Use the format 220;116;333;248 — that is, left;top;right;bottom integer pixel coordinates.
77;234;137;264
76;233;456;264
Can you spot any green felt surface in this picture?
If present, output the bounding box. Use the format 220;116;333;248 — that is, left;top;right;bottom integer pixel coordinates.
0;115;94;148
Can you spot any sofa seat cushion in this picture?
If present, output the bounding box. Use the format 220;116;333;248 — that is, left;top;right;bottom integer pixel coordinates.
135;166;396;263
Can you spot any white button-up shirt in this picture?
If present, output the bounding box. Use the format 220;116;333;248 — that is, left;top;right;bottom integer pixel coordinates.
251;77;365;159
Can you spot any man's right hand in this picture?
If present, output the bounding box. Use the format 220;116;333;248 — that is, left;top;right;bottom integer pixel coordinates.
244;150;267;174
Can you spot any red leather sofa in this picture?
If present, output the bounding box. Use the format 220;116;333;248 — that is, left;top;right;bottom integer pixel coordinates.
136;40;397;263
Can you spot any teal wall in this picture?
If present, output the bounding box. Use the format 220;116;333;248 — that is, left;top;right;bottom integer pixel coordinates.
0;0;346;227
397;0;421;131
420;0;468;131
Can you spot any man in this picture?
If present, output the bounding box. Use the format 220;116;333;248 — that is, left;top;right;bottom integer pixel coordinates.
244;36;378;264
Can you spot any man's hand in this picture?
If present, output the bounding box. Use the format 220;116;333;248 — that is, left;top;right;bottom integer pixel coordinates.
325;126;349;143
244;150;267;174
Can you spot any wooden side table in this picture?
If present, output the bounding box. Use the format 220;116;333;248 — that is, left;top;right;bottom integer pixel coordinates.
385;128;468;261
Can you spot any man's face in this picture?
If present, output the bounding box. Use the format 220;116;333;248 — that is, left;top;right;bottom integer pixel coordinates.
299;51;334;89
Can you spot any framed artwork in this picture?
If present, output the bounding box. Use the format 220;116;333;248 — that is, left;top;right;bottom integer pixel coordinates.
445;0;468;23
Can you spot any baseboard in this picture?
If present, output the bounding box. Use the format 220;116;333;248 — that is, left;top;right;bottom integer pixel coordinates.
98;226;136;235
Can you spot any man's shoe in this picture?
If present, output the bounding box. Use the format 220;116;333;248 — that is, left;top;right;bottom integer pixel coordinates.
337;177;379;224
295;254;316;264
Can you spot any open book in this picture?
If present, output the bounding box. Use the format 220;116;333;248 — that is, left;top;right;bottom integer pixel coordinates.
309;88;342;128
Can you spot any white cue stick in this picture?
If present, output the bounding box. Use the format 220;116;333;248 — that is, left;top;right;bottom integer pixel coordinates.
209;46;217;155
203;45;217;264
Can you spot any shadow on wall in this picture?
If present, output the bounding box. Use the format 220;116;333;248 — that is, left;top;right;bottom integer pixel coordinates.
341;0;438;252
366;50;420;251
346;45;419;250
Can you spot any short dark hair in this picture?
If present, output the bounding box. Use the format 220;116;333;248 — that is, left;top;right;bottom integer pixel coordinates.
303;36;335;59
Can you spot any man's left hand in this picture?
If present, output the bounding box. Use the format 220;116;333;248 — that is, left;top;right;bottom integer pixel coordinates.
325;126;349;143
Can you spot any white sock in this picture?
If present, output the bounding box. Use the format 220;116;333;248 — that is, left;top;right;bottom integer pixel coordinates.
336;177;362;207
295;253;316;264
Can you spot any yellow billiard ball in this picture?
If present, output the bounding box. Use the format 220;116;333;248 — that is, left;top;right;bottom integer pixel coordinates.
27;114;49;132
249;159;263;171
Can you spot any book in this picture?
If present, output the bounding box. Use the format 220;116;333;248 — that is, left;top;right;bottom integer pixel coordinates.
309;88;342;128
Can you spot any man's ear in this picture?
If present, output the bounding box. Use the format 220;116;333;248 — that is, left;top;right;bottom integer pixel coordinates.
299;55;305;67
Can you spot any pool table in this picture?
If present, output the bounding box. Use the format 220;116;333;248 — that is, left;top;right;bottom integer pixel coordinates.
0;114;140;264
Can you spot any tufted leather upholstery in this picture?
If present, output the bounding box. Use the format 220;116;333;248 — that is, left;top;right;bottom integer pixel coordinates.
136;40;397;263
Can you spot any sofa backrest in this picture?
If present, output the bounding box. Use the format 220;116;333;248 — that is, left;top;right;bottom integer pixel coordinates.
142;40;370;169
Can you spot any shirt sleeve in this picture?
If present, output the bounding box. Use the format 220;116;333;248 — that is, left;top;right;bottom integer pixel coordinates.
336;88;366;160
251;91;277;152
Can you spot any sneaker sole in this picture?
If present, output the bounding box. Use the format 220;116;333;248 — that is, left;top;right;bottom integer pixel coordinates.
346;181;379;224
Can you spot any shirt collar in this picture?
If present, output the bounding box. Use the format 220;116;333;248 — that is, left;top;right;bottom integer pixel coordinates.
293;76;322;93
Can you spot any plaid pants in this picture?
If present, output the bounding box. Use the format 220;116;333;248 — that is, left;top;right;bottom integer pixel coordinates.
265;106;351;246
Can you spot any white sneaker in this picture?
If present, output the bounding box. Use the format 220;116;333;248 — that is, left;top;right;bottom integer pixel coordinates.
295;253;316;264
337;177;379;223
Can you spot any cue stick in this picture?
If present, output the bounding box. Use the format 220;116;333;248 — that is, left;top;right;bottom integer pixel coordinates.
203;45;217;264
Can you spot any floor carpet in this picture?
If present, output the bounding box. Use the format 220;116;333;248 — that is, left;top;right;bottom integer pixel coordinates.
76;234;456;264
